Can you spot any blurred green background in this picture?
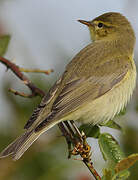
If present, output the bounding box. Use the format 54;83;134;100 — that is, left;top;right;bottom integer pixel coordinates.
0;0;138;179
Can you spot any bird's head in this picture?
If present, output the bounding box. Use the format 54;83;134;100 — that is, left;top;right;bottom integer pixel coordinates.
78;12;135;43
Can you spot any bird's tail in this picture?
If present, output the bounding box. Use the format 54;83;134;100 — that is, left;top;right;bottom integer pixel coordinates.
0;119;59;160
0;130;41;160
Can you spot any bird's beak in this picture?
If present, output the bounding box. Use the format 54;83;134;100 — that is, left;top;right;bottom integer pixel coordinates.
78;19;92;26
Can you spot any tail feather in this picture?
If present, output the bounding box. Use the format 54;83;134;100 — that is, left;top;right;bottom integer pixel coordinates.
0;118;59;160
0;130;32;158
0;130;42;160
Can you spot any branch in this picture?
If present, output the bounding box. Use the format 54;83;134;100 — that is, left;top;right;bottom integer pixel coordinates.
63;121;101;180
0;56;101;180
0;56;45;97
19;67;54;75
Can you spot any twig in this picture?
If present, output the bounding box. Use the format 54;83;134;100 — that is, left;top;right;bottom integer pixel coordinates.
63;122;101;180
83;161;101;180
0;56;45;97
0;56;101;180
19;67;54;75
8;88;36;98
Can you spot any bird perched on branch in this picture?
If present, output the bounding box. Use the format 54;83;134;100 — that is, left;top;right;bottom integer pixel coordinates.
0;12;136;160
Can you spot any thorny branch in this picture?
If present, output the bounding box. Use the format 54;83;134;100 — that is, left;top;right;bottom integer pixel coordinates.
0;56;101;180
19;67;54;75
0;56;45;97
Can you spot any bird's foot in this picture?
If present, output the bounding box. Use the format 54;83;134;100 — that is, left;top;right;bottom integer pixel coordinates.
70;132;91;162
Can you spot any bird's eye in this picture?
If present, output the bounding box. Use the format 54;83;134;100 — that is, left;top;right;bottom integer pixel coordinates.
98;22;103;28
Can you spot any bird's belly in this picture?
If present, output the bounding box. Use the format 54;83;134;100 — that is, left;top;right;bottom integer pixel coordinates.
63;66;136;125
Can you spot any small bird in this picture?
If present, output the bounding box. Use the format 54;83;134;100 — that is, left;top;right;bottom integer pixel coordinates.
0;12;136;160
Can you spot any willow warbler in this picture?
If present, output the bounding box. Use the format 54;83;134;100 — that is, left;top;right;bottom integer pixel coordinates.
0;12;136;160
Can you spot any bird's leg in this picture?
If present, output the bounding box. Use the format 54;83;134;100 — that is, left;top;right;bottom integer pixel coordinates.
64;121;76;137
70;120;83;140
70;120;91;161
81;133;92;162
70;131;91;162
58;122;75;158
63;121;91;161
63;121;78;158
59;121;80;158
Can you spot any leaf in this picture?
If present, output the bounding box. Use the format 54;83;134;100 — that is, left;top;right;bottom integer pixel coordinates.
102;169;113;180
135;103;138;112
0;35;11;56
100;120;123;131
112;170;130;180
115;153;138;173
117;107;126;116
98;133;125;163
79;124;100;138
100;134;137;180
102;169;130;180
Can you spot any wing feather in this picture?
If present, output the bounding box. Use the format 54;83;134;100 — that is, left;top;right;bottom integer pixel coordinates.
52;57;131;120
26;42;132;131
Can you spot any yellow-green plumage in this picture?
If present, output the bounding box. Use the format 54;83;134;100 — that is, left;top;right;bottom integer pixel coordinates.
0;12;136;160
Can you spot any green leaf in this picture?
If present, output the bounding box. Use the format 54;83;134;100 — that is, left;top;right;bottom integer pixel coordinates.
98;133;125;163
102;169;130;180
102;169;113;180
79;124;100;138
100;135;137;180
135;103;138;112
100;120;123;131
112;170;130;180
0;35;11;56
117;107;126;116
115;153;138;173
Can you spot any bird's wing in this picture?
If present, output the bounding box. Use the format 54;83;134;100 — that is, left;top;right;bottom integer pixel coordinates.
24;76;63;129
52;57;131;119
24;43;99;129
35;54;132;132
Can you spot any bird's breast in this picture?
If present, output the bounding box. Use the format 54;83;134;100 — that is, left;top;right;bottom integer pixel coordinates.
62;59;136;125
